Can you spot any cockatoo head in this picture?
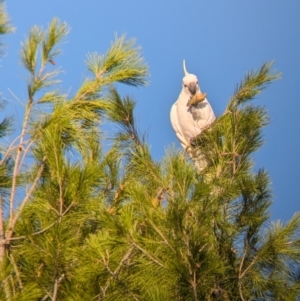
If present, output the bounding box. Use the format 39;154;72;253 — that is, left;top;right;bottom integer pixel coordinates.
182;60;200;95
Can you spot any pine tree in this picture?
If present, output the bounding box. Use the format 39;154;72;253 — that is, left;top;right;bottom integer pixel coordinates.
0;8;300;301
74;63;300;301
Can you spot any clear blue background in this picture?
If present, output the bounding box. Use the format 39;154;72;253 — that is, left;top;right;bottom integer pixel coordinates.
2;0;300;221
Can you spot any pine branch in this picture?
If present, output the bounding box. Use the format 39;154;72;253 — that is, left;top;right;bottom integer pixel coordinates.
8;102;33;230
0;2;14;35
9;254;23;291
132;242;164;268
21;26;43;75
98;34;148;86
101;247;135;298
6;157;46;241
227;62;281;111
0;117;13;138
5;220;58;244
0;195;4;260
146;219;176;253
3;275;12;301
105;86;142;147
42;18;69;66
102;249;141;301
2;19;69;265
76;35;148;101
52;274;65;301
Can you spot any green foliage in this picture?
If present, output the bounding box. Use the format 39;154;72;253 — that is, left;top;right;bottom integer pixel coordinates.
0;8;299;301
42;18;69;65
21;26;44;75
0;1;13;36
228;62;281;111
76;35;148;102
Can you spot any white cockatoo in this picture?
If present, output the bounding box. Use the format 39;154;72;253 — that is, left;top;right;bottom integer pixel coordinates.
170;60;216;171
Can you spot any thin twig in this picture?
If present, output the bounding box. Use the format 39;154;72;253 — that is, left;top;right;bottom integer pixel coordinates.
114;247;134;275
62;201;75;216
192;270;199;301
238;242;248;280
52;141;64;219
5;236;25;241
41;294;51;301
4;220;57;241
9;101;33;232
101;247;135;298
0;195;5;260
103;261;140;301
239;245;260;280
18;139;35;171
3;275;12;301
49;205;60;216
6;157;46;241
41;287;52;301
52;274;65;301
32;221;58;236
58;180;64;218
7;87;25;107
132;242;164;268
10;274;16;296
28;237;52;257
0;134;25;165
10;253;23;290
238;281;246;301
147;219;176;253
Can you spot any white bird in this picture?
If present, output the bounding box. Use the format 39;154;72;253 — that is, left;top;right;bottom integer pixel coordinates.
170;60;216;171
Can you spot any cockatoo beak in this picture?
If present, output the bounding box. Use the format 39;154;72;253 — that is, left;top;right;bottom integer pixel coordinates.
188;82;197;95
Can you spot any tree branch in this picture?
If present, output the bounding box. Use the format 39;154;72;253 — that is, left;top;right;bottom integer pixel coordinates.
0;195;5;261
101;246;135;298
52;274;65;301
10;253;23;290
147;219;176;253
9;102;33;228
132;242;164;268
103;258;140;301
6;157;46;241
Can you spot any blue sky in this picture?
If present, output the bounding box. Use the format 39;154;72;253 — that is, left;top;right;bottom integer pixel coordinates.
1;0;300;221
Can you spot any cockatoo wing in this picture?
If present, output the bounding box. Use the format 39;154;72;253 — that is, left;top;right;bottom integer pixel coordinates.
191;98;216;128
170;102;189;149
